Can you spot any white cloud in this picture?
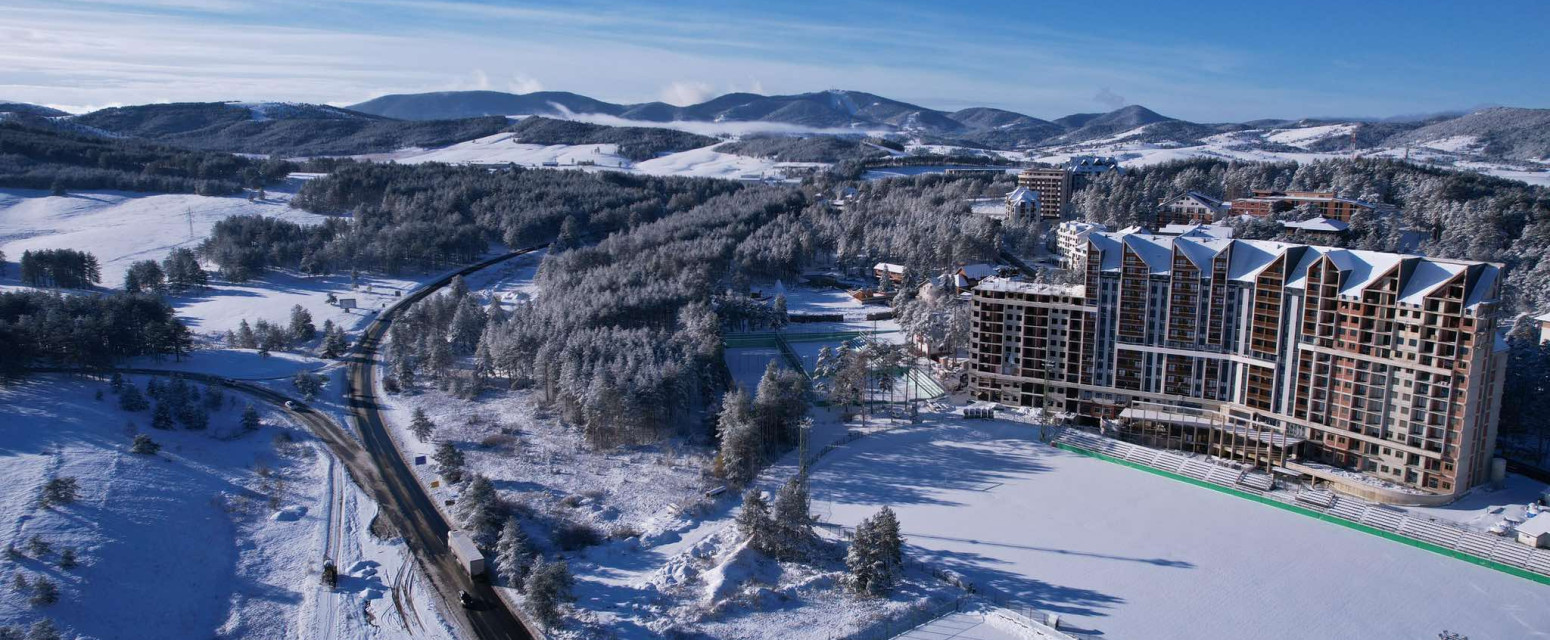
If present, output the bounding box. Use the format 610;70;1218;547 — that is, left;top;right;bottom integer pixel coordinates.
658;81;715;107
509;74;543;94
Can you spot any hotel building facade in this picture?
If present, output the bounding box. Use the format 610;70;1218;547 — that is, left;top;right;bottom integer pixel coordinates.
969;230;1507;500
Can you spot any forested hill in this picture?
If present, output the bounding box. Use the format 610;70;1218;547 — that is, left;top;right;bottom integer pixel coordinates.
0;122;291;194
69;102;511;157
1070;157;1550;313
506;116;718;161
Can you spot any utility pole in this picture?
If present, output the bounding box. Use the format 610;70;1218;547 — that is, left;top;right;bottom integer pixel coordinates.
186;207;194;241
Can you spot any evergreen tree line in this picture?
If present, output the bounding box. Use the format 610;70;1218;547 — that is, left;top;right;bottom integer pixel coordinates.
733;173;1008;281
122;247;208;293
715;362;809;487
197;163;743;281
473;187;806;447
0;121;292;194
17;249;100;289
0;291;190;377
1069;157;1550;313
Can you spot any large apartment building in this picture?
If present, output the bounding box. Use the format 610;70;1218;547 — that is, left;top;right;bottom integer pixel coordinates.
1015;167;1072;219
968;230;1507;501
1228;189;1381;223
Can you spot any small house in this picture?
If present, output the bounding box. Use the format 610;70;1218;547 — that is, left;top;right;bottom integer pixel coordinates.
1517;513;1550;549
1005;186;1039;222
874;262;907;285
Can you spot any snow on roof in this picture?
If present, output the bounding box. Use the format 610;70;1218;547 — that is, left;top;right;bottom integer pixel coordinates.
1160;223;1235;239
1398;260;1466;306
1282;217;1350;233
1120;233;1175;274
1464;264;1500;310
1174;236;1231;274
1059;220;1106;233
957;263;998;279
1164;191;1225;209
874;262;906;274
1536;311;1550;323
1518;512;1550;538
974;276;1083;297
1006;186;1039;203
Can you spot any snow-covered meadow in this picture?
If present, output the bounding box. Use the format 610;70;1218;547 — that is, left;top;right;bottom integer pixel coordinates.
808;415;1550;640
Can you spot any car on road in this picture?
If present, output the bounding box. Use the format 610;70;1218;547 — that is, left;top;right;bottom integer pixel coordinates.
284;401;299;410
459;590;476;609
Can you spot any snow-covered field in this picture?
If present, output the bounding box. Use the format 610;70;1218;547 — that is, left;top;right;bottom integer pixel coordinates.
0;184;514;343
808;416;1550;640
0;375;448;640
358;132;632;168
0;183;319;286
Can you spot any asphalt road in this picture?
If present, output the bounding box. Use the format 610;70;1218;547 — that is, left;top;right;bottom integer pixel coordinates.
346;250;541;640
36;250;542;640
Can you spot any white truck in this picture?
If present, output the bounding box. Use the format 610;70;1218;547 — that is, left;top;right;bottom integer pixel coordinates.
448;529;485;577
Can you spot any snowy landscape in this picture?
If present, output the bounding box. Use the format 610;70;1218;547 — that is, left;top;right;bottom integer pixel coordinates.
5;4;1550;639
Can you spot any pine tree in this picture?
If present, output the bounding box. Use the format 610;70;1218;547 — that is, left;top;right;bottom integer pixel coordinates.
236;320;257;349
525;555;574;627
736;489;774;555
118;383;148;411
289;304;317;343
130;434;160;455
409;407;436;442
28;619;60;640
58;548;76;570
770;477;813;560
716;389;760;486
39;478;78;507
292;371;324;399
496;517;534;588
433;441;465;483
151;403;174;430
176;403;208;430
847;506;903;595
458;474;501;547
241;404;262;431
109;372;124;393
29;576;57;606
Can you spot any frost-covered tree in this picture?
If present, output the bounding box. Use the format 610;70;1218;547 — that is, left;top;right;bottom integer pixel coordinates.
38;478;78;507
770;477;814;560
235;319;257;349
240;404;262;431
288;305;316;343
292;371;324;400
409;407;436;442
448;297;487;354
716;389;760;487
736;489;774;554
847;506;904;595
321;323;349;359
29;576;58;607
176;403;208;430
118;383;148;411
58;548;76;570
130;434;160;455
457;474;502;547
433;441;466;483
525;555;574;627
496;517;534;589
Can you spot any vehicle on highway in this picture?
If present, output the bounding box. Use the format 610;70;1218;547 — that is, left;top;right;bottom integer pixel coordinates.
284;400;299;410
459;590;476;609
449;529;486;577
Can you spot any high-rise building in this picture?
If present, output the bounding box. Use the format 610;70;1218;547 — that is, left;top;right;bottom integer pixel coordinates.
1016;167;1072;219
969;230;1506;500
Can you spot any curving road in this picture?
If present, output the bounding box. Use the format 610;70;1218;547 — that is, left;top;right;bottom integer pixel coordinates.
35;250;543;640
345;250;543;640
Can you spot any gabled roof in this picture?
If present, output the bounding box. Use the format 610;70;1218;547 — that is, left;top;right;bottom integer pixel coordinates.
957;264;998;280
1398;260;1466;306
1007;186;1039;203
1120;233;1174;274
874;262;906;274
1174;236;1233;275
1282;217;1350;233
1164;191;1224;209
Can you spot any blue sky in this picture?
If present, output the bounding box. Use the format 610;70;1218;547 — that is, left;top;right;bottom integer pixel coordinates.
2;0;1546;120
